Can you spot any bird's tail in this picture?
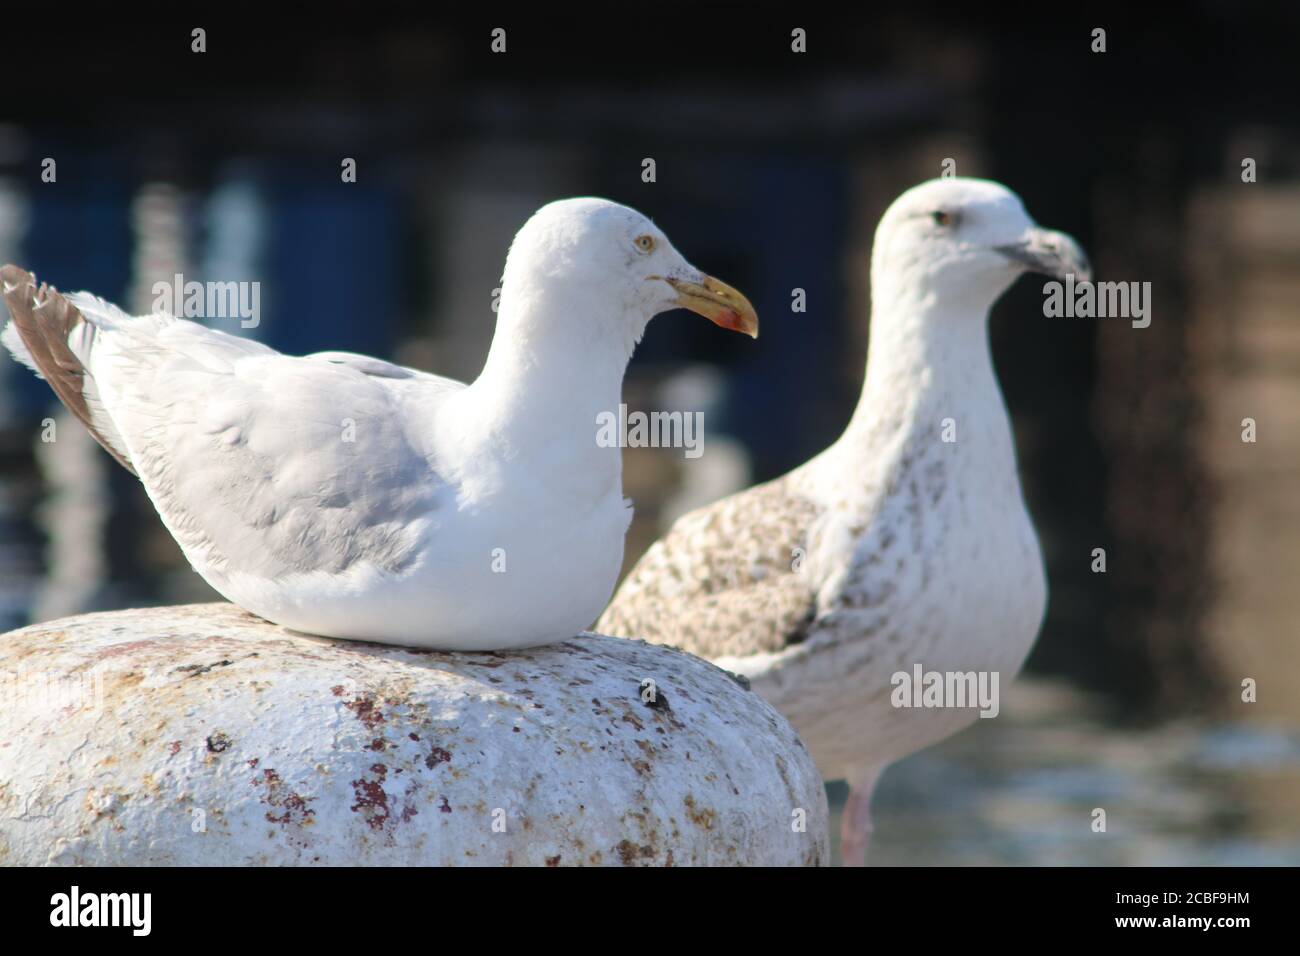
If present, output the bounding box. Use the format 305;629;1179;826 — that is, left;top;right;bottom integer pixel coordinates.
1;264;137;474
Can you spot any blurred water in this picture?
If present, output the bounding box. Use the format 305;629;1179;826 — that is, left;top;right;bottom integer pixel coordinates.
830;679;1300;866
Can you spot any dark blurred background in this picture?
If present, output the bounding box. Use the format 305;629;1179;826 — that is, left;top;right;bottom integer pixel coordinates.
1;4;1297;863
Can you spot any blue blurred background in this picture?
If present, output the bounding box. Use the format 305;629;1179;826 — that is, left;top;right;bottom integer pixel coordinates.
1;6;1298;863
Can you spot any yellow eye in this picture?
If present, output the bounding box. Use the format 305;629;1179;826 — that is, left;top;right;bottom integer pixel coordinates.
634;235;655;253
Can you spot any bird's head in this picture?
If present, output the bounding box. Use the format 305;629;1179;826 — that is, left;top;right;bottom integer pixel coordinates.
500;198;758;352
872;178;1091;312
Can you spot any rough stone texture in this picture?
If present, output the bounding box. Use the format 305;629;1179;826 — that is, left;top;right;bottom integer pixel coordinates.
0;603;828;866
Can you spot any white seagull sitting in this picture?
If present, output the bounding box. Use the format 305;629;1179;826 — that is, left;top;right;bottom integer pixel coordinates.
598;178;1090;864
2;198;758;650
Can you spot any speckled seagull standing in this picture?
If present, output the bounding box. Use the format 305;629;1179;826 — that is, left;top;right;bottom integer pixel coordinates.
1;198;757;651
598;178;1090;865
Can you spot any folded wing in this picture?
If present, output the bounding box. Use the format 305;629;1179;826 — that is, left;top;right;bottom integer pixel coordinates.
597;477;824;658
1;265;458;582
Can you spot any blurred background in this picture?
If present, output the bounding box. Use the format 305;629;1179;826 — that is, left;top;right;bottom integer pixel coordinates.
1;5;1297;864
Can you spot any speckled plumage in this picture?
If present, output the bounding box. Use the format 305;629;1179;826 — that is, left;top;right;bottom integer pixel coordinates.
600;179;1090;862
601;476;823;659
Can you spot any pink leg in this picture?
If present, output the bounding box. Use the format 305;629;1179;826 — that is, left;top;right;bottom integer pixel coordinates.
839;767;882;867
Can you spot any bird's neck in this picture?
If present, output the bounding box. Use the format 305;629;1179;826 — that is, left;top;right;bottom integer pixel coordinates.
469;288;639;482
840;282;1010;463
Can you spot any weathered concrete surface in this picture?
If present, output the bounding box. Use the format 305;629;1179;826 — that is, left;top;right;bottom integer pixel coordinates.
0;604;828;866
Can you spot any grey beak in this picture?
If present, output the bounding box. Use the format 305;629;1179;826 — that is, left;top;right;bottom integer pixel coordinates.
995;227;1092;283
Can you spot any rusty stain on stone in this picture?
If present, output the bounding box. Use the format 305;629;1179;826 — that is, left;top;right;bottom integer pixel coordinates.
349;765;390;831
683;795;717;830
616;839;655;865
256;768;316;826
424;746;452;769
341;694;385;729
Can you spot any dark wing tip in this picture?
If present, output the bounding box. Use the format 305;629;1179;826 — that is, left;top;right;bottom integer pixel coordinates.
1;264;36;317
0;263;33;286
1;264;138;476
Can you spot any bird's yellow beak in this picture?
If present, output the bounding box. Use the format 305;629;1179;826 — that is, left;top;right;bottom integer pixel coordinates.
665;274;759;339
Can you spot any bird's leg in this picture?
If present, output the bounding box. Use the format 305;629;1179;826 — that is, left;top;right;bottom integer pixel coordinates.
839;767;882;867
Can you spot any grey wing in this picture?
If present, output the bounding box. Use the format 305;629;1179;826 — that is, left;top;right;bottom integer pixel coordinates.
306;350;465;392
597;477;824;660
98;324;459;581
2;266;460;582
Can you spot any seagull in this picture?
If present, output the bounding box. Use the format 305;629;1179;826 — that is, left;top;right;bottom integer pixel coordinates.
2;197;758;650
597;178;1090;864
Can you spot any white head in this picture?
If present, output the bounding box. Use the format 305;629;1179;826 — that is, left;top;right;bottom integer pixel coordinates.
872;178;1091;313
498;197;758;355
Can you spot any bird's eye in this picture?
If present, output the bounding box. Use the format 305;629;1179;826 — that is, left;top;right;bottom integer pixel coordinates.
634;235;656;253
932;210;953;227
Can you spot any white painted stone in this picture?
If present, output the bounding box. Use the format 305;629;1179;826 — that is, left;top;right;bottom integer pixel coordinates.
0;604;828;866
